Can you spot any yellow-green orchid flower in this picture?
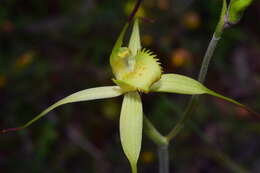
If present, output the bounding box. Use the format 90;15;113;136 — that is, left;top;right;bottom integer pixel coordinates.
1;19;252;173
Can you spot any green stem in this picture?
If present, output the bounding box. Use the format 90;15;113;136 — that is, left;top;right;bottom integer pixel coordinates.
166;34;222;140
166;95;197;141
166;0;227;141
128;0;143;23
198;35;221;83
166;34;222;141
143;115;169;173
143;115;168;146
158;145;169;173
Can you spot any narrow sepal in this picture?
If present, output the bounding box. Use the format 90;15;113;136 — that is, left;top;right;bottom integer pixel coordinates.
128;18;141;56
150;74;258;114
120;91;143;173
150;74;207;95
1;86;123;133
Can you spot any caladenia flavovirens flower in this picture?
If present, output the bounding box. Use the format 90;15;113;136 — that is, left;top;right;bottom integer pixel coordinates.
1;18;257;173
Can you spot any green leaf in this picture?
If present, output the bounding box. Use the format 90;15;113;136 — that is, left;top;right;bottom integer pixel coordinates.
150;74;243;107
120;91;143;173
1;86;123;133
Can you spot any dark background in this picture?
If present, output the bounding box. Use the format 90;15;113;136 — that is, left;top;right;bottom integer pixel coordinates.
1;0;260;172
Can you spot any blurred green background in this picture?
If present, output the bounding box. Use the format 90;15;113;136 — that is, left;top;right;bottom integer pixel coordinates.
1;0;260;172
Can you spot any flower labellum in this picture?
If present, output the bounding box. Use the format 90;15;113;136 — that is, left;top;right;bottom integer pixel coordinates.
110;19;162;93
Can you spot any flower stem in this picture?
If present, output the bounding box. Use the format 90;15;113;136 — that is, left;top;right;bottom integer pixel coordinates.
166;0;227;141
198;35;221;83
143;115;168;146
128;0;143;23
143;115;169;173
166;95;198;141
166;33;223;141
158;145;169;173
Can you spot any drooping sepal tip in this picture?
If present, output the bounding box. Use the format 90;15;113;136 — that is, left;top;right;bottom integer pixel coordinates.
1;86;123;134
131;164;138;173
150;74;260;119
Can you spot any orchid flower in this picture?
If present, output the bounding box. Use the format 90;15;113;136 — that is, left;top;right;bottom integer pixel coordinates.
1;19;252;173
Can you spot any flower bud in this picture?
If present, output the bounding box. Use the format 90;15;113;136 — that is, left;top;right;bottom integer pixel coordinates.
227;0;253;24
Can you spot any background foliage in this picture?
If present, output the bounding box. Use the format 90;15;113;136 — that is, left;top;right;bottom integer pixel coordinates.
1;0;260;172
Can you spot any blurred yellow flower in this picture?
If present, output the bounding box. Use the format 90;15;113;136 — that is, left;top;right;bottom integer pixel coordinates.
15;51;35;69
140;151;155;163
170;48;192;67
142;35;154;47
0;75;7;88
158;0;169;10
182;11;201;30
